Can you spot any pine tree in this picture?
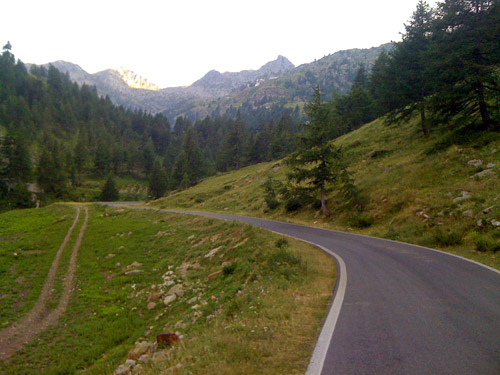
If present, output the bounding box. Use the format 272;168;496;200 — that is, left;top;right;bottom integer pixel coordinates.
149;159;169;199
429;0;500;130
100;174;119;201
172;127;205;188
286;87;352;217
216;111;247;171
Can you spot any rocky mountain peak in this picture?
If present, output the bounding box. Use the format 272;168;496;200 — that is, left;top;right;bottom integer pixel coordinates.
113;66;159;91
258;55;294;76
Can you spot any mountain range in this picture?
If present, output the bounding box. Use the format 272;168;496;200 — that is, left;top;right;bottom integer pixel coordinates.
34;43;391;122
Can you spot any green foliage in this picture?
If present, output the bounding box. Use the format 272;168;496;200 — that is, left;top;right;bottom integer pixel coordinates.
470;232;500;252
100;175;119;201
148;159;169;199
262;177;281;210
286;86;357;216
432;229;463;247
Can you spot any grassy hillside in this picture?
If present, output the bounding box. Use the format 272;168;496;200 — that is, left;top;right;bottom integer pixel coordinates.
0;204;334;374
151;117;500;270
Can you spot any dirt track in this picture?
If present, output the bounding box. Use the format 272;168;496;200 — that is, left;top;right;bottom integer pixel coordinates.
0;206;89;361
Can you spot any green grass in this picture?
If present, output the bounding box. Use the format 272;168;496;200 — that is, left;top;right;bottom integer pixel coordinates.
0;204;75;326
0;204;335;374
151;117;500;270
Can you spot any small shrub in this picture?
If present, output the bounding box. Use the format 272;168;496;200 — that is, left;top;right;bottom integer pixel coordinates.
432;229;463;247
285;198;302;212
268;248;301;267
223;262;237;275
471;233;500;252
349;214;374;229
275;238;289;249
265;197;280;210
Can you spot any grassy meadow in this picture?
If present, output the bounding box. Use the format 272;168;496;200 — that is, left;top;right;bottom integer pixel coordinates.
151;117;500;270
0;204;335;374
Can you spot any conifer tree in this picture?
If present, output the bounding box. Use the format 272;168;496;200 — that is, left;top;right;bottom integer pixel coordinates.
429;0;499;130
286;87;353;217
100;174;119;201
148;159;169;199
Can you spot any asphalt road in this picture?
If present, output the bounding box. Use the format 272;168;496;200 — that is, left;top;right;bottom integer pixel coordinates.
164;209;500;375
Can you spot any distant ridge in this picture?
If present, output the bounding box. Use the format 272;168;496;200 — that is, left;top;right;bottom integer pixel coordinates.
32;44;392;121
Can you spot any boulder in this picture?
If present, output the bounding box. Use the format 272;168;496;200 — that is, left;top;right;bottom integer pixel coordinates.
148;292;162;302
106;253;116;259
163;294;177;306
453;191;472;203
487;163;496;169
462;210;473;217
491;219;500;227
125;270;144;276
208;270;222;280
482;206;495;214
156;332;179;346
138;354;151;364
127;261;143;269
166;284;185;298
114;359;137;375
128;342;154;361
147;302;157;310
471;169;495;178
467;159;483;167
205;246;223;259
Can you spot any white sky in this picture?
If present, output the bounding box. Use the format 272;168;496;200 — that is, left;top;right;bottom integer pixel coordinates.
1;0;439;88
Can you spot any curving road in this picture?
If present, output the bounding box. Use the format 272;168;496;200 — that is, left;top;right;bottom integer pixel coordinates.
163;209;500;375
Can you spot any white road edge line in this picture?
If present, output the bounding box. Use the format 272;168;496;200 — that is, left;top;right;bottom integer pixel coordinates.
297;241;347;375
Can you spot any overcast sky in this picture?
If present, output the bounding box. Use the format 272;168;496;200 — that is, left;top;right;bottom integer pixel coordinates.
2;0;439;88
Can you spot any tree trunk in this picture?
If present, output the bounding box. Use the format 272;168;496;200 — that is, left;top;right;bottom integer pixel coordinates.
320;183;331;217
476;81;493;130
420;101;430;137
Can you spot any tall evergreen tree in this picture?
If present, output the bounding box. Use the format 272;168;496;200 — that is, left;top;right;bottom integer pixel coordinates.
429;0;500;130
172;127;205;188
100;174;119;201
148;159;169;199
286;87;351;217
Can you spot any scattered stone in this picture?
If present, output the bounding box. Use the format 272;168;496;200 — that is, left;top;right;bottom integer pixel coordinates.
164;280;175;286
205;246;222;259
106;253;116;259
224;207;229;211
477;219;486;228
487;163;496;169
192;304;200;310
148;292;162;302
232;238;249;249
471;169;495;178
147;302;157;310
125;270;144;276
208;270;222;280
119;246;125;250
468;159;483;167
116;262;121;267
127;261;143;269
114;359;137;375
193;311;202;319
453;191;472;203
483;206;495;214
187;296;198;305
462;210;473;217
163;294;177;306
128;342;154;361
137;354;151;364
187;235;195;240
156;332;179;346
166;284;185;298
491;219;500;227
437;211;444;217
